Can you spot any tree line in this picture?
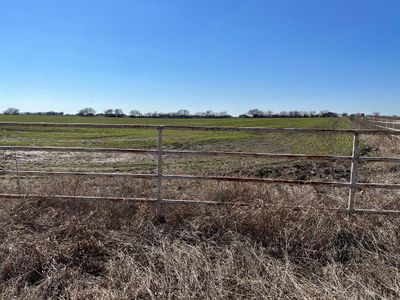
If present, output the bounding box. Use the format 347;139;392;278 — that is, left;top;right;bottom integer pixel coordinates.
2;108;64;116
240;109;339;118
76;108;232;118
2;107;385;118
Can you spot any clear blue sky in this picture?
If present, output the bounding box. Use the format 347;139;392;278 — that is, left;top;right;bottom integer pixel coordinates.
0;0;399;116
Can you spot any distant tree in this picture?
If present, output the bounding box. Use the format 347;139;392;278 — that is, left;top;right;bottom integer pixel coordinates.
204;110;214;118
247;109;265;117
143;111;159;118
104;109;114;117
279;111;288;117
45;111;64;116
300;111;309;117
266;110;273;117
373;112;380;119
193;110;231;118
288;111;301;117
78;107;96;116
320;110;338;117
114;109;124;117
129;110;142;117
176;109;190;117
309;111;317;117
195;111;203;117
3;107;20;115
342;112;349;117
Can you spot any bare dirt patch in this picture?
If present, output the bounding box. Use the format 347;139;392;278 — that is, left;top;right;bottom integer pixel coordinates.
257;161;351;181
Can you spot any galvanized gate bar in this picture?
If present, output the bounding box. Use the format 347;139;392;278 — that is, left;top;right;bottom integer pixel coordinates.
1;145;399;163
163;150;353;161
163;174;400;189
165;125;400;135
0;170;156;178
156;126;164;216
0;146;353;160
358;156;400;163
347;132;360;213
0;193;157;203
1;193;399;215
0;122;161;129
1;121;400;135
0;146;158;154
163;174;351;187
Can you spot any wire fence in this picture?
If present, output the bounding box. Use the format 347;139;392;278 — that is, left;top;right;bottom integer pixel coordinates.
0;121;399;216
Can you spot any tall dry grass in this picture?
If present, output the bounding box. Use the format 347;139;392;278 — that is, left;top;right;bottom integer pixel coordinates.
0;127;398;299
0;178;399;299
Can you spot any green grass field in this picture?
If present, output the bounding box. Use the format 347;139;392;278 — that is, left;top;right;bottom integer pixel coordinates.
0;115;353;155
0;114;352;127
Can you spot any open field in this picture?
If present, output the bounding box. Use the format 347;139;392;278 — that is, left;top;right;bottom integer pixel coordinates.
0;117;356;193
0;116;355;182
0;117;399;299
0;116;352;153
0;114;354;127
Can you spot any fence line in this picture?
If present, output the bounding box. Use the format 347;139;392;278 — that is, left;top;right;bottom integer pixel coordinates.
1;146;399;162
1;121;400;134
1;122;400;216
358;117;400;132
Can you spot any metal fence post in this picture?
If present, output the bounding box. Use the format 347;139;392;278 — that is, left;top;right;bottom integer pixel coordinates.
15;152;21;196
347;132;360;213
156;126;164;217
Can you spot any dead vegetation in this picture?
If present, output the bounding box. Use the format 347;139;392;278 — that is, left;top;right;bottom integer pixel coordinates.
0;176;399;299
0;127;398;299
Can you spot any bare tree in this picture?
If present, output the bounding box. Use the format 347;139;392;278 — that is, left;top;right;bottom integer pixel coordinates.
279;111;288;117
129;110;142;117
373;112;380;119
143;111;159;118
247;109;265;117
78;107;96;116
3;107;20;115
288;111;301;117
104;109;114;117
114;109;124;117
204;110;214;117
176;109;190;117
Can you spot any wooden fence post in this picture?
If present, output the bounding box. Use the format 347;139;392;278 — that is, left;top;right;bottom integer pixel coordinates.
156;126;164;217
348;132;360;213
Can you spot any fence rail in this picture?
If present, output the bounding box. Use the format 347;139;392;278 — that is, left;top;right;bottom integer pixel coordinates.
1;122;400;216
357;117;400;132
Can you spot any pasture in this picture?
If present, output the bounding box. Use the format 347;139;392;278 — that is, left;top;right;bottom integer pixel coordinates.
0;116;399;299
0;115;352;151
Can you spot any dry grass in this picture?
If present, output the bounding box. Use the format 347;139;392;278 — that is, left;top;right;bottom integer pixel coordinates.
0;124;398;299
0;178;399;299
